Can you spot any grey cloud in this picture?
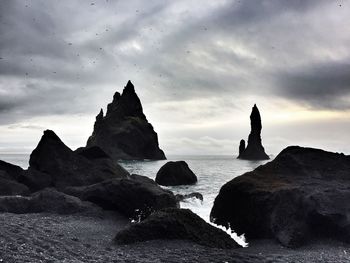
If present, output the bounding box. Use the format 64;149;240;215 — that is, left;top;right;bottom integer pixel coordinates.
0;0;349;127
275;61;350;109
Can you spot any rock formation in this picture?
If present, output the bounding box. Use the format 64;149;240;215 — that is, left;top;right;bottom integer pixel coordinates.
238;104;269;160
0;160;30;196
63;174;178;220
86;80;166;160
0;188;101;215
239;139;245;156
155;161;197;186
27;130;128;189
211;146;350;248
114;208;239;248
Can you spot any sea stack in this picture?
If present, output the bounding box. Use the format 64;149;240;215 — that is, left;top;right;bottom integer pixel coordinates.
86;80;166;160
238;104;269;160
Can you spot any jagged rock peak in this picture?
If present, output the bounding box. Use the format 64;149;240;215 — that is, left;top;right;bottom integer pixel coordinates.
106;80;146;120
123;80;135;94
97;109;104;120
38;130;64;145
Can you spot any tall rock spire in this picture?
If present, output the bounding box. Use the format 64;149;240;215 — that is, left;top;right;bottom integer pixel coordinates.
238;104;269;160
86;80;166;160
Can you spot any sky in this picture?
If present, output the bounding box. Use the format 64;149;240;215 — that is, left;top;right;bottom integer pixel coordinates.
0;0;350;156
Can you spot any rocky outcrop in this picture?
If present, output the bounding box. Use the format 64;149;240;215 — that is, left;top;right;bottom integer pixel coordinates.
86;80;166;160
28;130;128;190
155;161;197;186
63;174;178;220
211;146;350;248
0;160;30;196
0;188;101;215
114;208;239;248
238;104;269;160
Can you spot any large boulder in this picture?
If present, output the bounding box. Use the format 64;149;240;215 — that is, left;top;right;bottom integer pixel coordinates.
27;130;128;190
0;188;101;215
211;146;350;248
114;208;239;248
155;161;197;186
0;160;30;196
86;80;166;160
64;174;178;220
238;104;269;160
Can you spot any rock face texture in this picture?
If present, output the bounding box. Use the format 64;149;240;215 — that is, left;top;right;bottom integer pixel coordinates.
0;160;30;196
211;146;350;248
155;161;197;186
114;208;239;248
0;188;101;215
64;174;178;220
28;130;128;189
86;80;166;160
238;104;269;160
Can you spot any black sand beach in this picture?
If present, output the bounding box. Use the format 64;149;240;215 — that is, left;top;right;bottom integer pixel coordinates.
1;212;350;263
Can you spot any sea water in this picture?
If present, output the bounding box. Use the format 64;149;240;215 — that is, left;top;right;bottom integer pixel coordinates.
0;153;270;246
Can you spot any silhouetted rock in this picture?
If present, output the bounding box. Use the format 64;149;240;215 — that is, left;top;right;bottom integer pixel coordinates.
28;130;128;189
0;160;23;181
0;160;30;196
175;192;203;202
75;146;110;160
114;208;239;248
86;80;166;160
238;104;269;160
63;174;178;220
211;146;350;248
239;139;245;156
155;161;197;186
0;188;101;215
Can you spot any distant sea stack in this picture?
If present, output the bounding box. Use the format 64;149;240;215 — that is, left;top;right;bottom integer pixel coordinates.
86;80;166;160
238;104;269;160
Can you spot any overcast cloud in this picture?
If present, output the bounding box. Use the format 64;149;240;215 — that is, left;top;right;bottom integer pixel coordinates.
0;0;349;156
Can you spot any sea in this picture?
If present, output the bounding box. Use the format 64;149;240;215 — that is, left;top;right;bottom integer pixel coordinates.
0;153;271;246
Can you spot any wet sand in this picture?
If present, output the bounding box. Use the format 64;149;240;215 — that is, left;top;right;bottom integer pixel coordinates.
0;212;350;263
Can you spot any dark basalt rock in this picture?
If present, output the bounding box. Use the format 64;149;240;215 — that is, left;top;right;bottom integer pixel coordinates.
63;174;178;220
114;208;239;248
238;104;269;160
155;161;197;186
0;188;101;215
28;130;128;190
239;139;245;156
0;177;30;196
211;146;350;248
0;160;30;196
0;160;24;181
86;80;166;160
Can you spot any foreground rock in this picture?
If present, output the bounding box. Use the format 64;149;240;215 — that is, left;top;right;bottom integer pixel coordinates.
27;130;128;190
0;188;101;215
238;104;269;160
0;160;30;196
115;208;239;248
64;174;178;220
155;161;197;186
86;80;166;160
211;146;350;248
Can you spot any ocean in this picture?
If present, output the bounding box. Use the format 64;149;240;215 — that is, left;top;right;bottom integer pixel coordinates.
0;153;270;245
